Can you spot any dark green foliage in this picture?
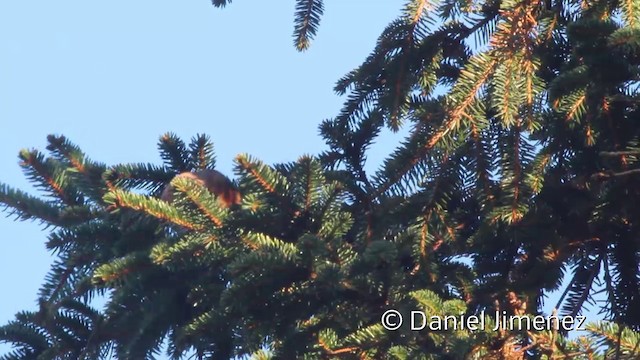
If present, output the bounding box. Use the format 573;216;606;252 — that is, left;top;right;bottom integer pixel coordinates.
1;133;638;359
0;134;240;359
293;0;324;51
3;0;640;358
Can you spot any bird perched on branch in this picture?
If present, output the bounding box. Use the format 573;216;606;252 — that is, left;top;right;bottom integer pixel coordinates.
161;169;241;208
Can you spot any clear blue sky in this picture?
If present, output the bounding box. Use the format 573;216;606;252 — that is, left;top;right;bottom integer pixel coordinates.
0;0;407;356
0;0;602;357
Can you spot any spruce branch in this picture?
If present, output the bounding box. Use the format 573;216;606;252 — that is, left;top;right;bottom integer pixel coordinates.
293;0;324;51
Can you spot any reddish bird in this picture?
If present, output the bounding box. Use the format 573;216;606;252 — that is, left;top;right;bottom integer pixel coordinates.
161;169;241;208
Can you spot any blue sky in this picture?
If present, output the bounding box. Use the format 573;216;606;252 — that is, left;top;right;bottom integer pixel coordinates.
0;0;603;357
0;0;408;356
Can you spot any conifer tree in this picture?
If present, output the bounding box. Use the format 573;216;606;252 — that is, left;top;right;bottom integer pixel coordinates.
2;0;640;358
211;0;640;330
1;134;638;359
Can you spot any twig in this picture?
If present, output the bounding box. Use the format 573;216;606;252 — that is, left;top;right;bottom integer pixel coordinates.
599;150;640;157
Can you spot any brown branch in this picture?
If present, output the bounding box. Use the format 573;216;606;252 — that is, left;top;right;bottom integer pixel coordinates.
236;157;277;194
591;168;640;180
599;150;640;157
318;338;359;356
